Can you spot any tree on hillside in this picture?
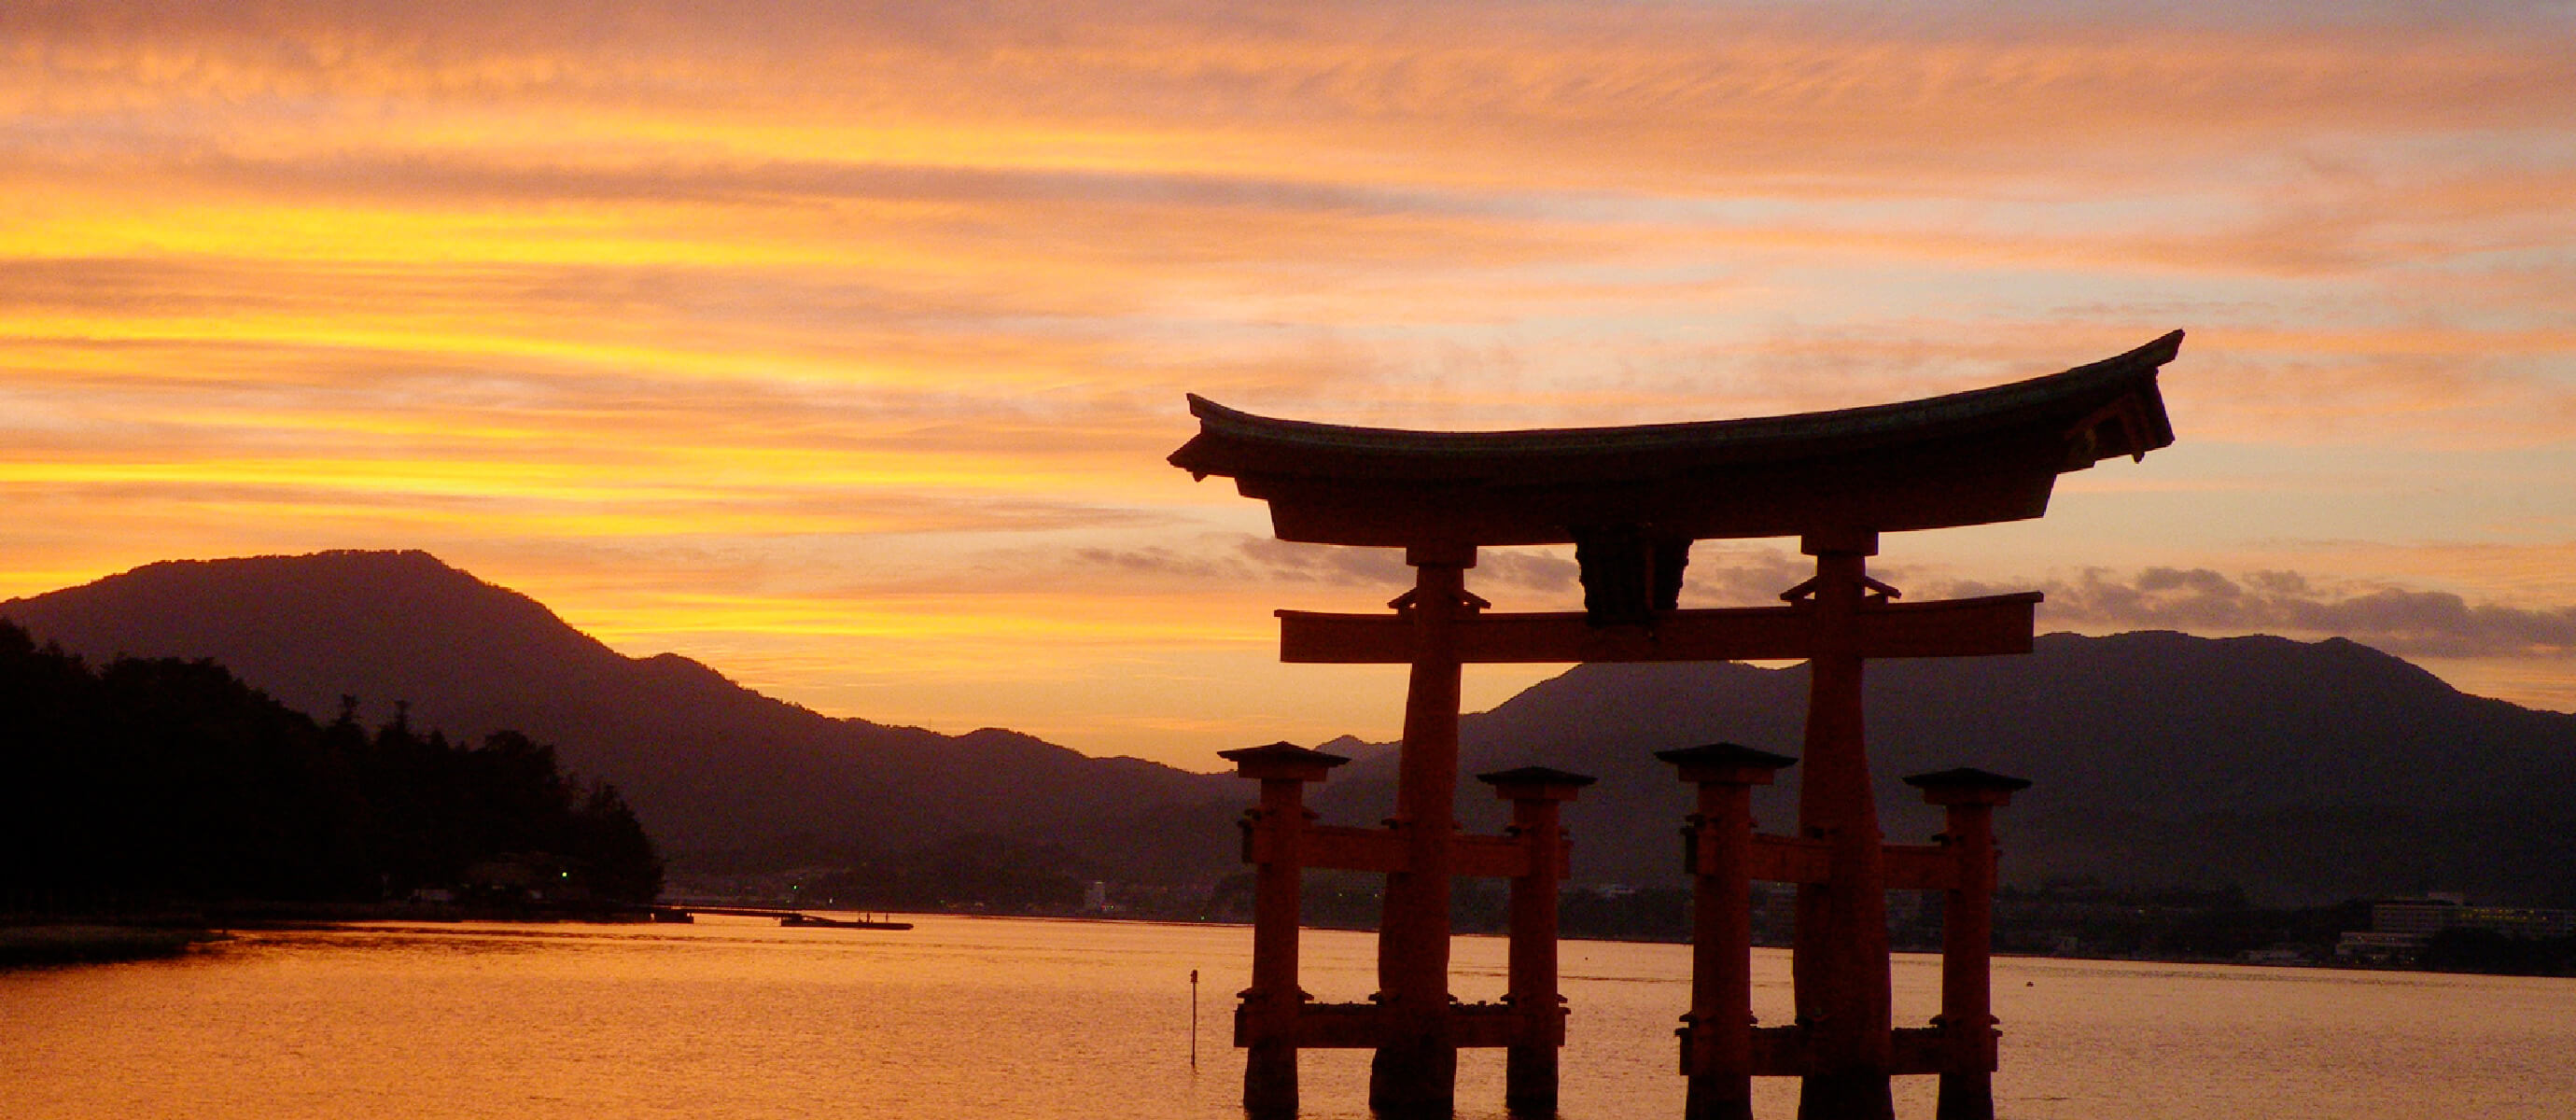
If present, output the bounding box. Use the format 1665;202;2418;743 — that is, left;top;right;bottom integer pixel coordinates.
0;621;663;908
569;782;663;903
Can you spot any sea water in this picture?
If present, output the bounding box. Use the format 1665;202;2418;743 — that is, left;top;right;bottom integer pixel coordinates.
5;914;2571;1119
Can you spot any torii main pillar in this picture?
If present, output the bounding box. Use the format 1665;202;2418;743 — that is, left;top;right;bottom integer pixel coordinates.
1372;546;1474;1111
1794;528;1896;1118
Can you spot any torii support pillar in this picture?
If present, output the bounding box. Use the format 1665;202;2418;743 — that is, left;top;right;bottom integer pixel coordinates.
1659;743;1799;1120
1221;740;1351;1117
1904;767;2031;1120
1794;528;1896;1120
1477;765;1596;1115
1373;547;1479;1116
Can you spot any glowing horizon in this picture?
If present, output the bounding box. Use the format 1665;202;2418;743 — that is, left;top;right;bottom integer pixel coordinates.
4;2;2571;766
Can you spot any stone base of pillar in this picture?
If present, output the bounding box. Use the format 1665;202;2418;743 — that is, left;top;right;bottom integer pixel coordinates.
1504;1043;1558;1116
1797;1072;1894;1120
1684;1073;1755;1120
1935;1072;1995;1120
1243;1041;1297;1117
1367;1037;1458;1117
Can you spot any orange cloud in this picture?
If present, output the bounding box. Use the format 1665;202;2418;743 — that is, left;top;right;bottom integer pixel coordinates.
3;2;2572;761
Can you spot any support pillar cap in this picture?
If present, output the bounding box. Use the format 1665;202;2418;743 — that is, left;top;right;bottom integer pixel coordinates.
1654;741;1798;786
1902;765;2031;806
1220;741;1351;783
1475;765;1597;801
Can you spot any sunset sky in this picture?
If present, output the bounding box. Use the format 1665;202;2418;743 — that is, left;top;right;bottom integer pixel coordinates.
5;2;2572;768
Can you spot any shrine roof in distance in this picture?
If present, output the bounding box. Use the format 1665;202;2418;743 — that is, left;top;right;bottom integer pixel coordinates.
1169;331;2181;550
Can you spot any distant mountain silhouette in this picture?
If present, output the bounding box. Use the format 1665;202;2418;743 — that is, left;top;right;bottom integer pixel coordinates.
9;553;2570;905
1307;633;2576;905
1;551;1232;870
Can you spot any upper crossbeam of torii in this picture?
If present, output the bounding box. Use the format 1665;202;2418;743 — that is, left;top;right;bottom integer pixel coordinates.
1171;331;2181;1120
1170;329;2178;550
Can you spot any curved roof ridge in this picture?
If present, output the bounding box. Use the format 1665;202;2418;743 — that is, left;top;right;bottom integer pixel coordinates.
1168;332;2182;545
1178;331;2179;466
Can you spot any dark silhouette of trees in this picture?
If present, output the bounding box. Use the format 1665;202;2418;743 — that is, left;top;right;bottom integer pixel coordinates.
568;780;661;903
0;622;661;908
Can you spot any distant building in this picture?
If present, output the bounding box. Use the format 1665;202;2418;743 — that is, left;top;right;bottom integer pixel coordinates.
2336;895;2576;963
461;852;585;903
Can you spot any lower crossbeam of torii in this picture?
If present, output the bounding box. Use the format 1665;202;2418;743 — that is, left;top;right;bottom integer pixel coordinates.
1174;332;2182;1120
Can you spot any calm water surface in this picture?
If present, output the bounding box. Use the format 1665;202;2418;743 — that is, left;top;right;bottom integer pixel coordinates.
6;914;2572;1119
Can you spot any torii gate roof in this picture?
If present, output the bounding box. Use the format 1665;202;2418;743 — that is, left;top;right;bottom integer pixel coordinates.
1169;331;2180;549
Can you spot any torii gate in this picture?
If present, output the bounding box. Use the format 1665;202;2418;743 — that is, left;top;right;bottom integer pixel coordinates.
1171;332;2180;1119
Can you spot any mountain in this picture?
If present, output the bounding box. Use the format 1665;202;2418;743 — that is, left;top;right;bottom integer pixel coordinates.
8;552;2570;906
1306;633;2576;905
0;551;1232;869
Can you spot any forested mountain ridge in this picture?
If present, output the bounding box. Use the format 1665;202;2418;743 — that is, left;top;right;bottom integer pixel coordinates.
2;551;1233;870
8;551;2570;906
1309;632;2576;905
0;621;661;903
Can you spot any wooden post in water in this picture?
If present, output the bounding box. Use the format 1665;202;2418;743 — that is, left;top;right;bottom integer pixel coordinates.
1221;740;1349;1116
1477;765;1595;1115
1659;743;1798;1120
1905;767;2029;1120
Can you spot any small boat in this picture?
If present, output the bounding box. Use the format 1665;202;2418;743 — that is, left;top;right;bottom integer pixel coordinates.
777;912;913;931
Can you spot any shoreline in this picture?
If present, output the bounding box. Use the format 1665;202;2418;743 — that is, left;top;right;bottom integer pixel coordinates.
0;924;227;968
11;906;2564;980
1;900;673;969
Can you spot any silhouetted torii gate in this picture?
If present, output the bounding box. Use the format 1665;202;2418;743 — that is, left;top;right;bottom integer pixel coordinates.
1171;332;2181;1119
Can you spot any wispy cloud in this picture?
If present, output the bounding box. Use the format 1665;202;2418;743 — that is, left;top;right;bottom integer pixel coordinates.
3;2;2573;757
1979;567;2576;659
1068;536;1579;597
